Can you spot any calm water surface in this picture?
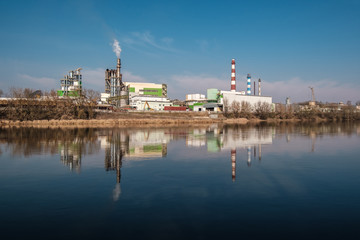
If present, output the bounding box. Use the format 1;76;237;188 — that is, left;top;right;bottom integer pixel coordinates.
1;122;360;239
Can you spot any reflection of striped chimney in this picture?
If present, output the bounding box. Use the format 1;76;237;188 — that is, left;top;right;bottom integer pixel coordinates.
231;59;236;92
258;78;261;96
231;149;236;181
258;144;262;160
247;146;251;167
247;74;251;95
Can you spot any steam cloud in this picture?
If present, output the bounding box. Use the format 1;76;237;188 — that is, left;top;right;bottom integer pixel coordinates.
112;39;122;58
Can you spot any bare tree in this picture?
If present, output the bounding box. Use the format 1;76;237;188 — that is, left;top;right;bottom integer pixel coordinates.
9;87;24;98
0;89;3;97
231;100;241;118
240;101;252;118
255;102;271;119
83;89;100;103
223;98;230;117
23;88;34;98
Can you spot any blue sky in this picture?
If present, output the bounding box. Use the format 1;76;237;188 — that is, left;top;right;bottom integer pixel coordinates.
0;0;359;103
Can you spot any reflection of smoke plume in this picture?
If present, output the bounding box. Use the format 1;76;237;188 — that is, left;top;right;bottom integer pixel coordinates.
112;39;122;58
113;183;121;201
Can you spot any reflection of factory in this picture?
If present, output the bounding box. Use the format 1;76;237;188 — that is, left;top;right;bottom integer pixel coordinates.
186;125;273;181
186;126;273;151
100;129;172;159
59;142;82;173
99;128;173;201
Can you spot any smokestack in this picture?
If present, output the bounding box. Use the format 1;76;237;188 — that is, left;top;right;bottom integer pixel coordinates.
231;149;236;181
231;59;236;92
254;81;256;95
117;58;121;79
247;74;251;95
258;78;261;96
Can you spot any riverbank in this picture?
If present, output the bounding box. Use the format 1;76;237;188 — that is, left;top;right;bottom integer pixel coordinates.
0;111;354;128
0;112;248;127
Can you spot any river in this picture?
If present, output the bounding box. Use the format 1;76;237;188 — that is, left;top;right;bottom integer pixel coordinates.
1;122;360;239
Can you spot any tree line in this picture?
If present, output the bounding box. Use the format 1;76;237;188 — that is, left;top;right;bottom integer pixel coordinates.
0;87;100;121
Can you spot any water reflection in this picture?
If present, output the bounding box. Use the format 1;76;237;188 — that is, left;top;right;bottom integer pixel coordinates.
1;122;360;239
1;121;359;186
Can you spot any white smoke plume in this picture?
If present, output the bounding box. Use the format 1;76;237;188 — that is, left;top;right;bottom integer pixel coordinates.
112;39;122;58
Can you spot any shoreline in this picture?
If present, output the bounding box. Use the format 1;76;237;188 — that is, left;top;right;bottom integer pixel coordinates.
0;117;343;128
0;118;248;128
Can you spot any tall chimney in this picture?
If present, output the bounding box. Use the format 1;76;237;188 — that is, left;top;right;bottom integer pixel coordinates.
254;81;256;95
247;74;251;95
231;59;236;92
258;78;261;96
117;58;121;79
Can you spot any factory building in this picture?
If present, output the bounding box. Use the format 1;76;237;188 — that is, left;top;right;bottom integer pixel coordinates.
57;68;82;97
185;94;206;111
129;96;172;111
123;82;170;110
124;82;167;98
203;59;272;112
219;90;272;109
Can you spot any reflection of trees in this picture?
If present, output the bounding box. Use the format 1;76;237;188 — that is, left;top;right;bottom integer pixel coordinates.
269;121;360;138
0;128;100;171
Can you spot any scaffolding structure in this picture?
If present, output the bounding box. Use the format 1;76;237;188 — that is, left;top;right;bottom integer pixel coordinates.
58;68;83;97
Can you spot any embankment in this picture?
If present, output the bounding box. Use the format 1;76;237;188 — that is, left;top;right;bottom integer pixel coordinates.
0;112;249;127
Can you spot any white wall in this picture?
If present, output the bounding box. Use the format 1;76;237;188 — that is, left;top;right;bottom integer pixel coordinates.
221;91;272;110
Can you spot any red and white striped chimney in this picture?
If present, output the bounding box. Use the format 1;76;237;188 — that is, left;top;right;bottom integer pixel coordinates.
231;149;236;181
231;59;236;92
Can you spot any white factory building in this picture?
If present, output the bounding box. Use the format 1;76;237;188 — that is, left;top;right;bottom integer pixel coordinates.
129;96;172;111
219;91;272;109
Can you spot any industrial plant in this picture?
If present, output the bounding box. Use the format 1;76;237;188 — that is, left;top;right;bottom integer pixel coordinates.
93;53;273;113
41;43;357;119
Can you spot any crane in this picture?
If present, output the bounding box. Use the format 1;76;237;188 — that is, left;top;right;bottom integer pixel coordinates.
143;101;153;111
309;86;316;106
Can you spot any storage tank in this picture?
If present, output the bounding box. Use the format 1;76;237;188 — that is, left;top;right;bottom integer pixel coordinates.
120;89;129;107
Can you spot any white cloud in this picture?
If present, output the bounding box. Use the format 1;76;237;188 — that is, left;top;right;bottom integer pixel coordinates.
165;74;228;100
123;71;146;82
17;74;57;89
263;78;360;103
122;31;179;53
82;68;105;92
